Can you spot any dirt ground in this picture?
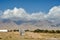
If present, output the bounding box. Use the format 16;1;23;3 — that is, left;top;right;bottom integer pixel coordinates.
0;32;60;40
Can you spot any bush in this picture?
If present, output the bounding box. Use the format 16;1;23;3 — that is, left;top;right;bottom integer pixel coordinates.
56;30;60;33
33;29;60;33
51;30;56;33
14;29;19;32
25;29;29;32
48;30;55;33
34;29;44;33
43;30;48;33
8;30;12;32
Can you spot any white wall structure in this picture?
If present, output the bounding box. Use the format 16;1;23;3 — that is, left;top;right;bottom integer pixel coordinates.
0;30;8;32
19;29;25;36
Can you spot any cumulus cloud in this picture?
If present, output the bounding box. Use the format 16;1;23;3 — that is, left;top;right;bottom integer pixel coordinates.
1;7;27;18
1;7;30;21
31;12;46;20
48;6;60;19
0;6;60;21
1;7;46;21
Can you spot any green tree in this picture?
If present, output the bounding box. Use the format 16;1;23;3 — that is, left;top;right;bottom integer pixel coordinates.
56;30;60;33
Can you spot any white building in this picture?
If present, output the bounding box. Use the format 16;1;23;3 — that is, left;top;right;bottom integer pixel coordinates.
0;30;8;32
19;29;25;36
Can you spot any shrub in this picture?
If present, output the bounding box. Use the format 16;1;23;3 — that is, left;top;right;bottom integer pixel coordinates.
43;30;48;33
25;29;29;32
14;29;19;32
48;30;55;33
33;29;57;33
8;30;12;32
34;29;44;33
56;30;60;33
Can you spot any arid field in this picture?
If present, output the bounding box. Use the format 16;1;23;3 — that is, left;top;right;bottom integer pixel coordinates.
0;32;60;40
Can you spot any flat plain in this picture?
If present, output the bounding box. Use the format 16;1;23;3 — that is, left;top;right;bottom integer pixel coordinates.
0;32;60;40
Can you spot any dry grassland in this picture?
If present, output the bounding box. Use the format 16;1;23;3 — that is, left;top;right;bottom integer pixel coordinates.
0;32;60;40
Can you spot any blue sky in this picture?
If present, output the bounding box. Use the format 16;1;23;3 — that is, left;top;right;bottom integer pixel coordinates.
0;0;60;13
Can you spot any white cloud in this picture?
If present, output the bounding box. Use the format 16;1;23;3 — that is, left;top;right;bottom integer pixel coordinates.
2;7;28;18
1;7;46;21
48;6;60;19
1;7;30;21
31;12;46;20
1;6;60;21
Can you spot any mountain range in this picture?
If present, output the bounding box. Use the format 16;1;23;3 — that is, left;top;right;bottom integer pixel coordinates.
0;19;60;30
0;6;60;30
